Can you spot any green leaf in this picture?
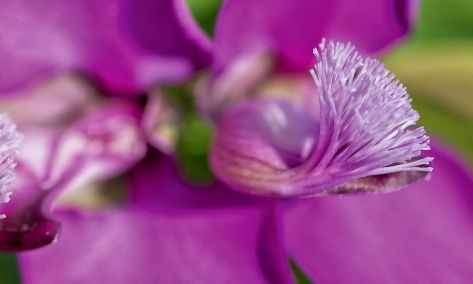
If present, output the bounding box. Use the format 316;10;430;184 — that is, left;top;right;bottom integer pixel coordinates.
185;0;222;36
385;42;473;121
0;253;21;284
413;0;473;42
176;113;215;183
413;94;473;164
161;84;215;184
290;258;314;284
383;42;473;164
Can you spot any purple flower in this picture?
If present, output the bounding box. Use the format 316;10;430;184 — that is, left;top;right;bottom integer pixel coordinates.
16;154;292;283
0;75;146;250
0;0;472;283
18;143;473;283
0;0;211;251
212;0;417;73
198;0;418;119
211;40;432;196
0;0;211;94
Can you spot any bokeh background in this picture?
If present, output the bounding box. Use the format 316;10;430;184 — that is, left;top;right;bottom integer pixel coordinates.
1;0;472;282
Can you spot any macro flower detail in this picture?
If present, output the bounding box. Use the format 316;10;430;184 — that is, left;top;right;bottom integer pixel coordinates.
5;0;473;283
0;0;211;94
0;75;147;251
0;114;21;218
211;40;432;197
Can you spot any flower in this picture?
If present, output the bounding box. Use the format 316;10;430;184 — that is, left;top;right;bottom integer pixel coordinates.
0;0;211;94
211;40;432;197
0;75;146;251
0;0;212;250
18;143;473;283
19;153;294;284
1;0;472;283
197;0;418;119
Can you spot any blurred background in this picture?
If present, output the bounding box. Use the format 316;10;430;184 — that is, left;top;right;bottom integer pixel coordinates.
1;0;472;282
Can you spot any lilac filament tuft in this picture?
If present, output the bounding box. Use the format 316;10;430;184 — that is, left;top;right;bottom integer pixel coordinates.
306;40;432;179
211;40;432;197
0;114;21;218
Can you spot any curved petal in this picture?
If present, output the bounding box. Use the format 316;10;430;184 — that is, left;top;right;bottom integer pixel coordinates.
283;142;473;283
211;98;428;197
211;99;318;191
213;0;417;72
0;165;60;251
7;75;147;189
0;0;210;94
43;101;146;193
124;0;212;71
19;208;294;284
0;74;100;127
0;96;146;251
196;51;274;121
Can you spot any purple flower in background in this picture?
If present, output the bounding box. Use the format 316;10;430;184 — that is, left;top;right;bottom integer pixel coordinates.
0;0;211;94
0;75;147;250
0;0;210;249
0;0;473;283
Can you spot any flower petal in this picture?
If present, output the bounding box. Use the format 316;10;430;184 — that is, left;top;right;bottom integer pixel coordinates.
124;0;212;71
213;0;417;72
43;101;146;192
211;98;427;197
19;207;294;284
0;78;146;250
196;50;274;120
0;166;60;251
0;0;210;94
130;152;267;210
211;99;318;196
0;74;99;127
283;142;473;283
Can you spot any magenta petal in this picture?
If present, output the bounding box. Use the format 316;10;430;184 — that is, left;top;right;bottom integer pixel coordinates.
19;208;294;284
212;99;318;169
196;50;274;120
0;75;146;184
124;0;212;71
0;99;146;251
130;152;267;210
0;165;60;251
211;99;319;196
44;101;147;192
0;0;210;94
0;74;100;126
283;143;473;283
213;0;417;72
